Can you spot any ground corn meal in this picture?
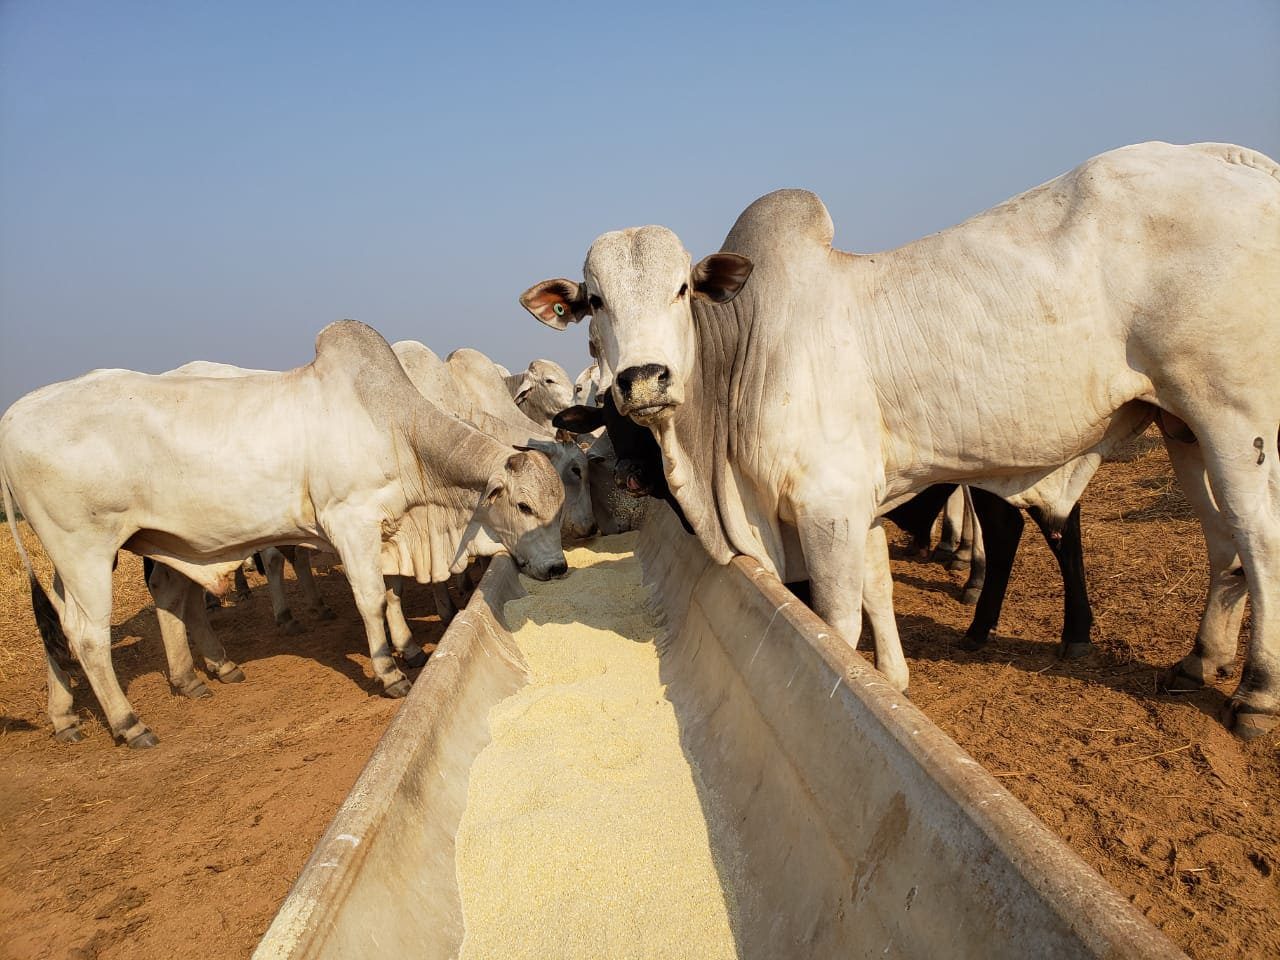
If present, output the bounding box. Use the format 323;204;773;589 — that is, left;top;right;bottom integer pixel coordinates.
455;533;739;959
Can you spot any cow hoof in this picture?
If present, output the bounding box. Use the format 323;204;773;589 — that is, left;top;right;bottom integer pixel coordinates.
54;725;86;744
181;681;213;699
1058;641;1092;660
217;665;247;684
960;586;981;605
127;729;160;750
279;618;304;636
315;606;338;621
1221;701;1279;740
1158;663;1204;693
382;677;412;699
402;649;429;669
957;634;989;653
946;558;968;573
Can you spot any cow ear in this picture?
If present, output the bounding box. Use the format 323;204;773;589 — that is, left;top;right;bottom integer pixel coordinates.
553;405;607;434
520;279;589;330
691;253;753;303
484;475;505;505
554;428;576;444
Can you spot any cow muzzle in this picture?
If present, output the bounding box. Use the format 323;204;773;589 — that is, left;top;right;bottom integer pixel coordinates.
614;364;676;420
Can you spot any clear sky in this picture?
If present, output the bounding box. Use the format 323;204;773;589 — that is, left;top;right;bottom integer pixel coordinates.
2;1;1277;410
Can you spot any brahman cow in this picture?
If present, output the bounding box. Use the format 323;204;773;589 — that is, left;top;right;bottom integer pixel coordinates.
523;141;1280;737
503;358;574;429
1;320;566;748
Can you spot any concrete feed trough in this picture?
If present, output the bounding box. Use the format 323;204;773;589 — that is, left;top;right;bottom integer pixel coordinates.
254;510;1186;960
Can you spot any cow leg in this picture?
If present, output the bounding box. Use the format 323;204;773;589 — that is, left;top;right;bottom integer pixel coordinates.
1181;422;1280;738
291;549;336;620
233;564;251;602
861;522;909;693
261;548;302;635
1027;502;1094;659
183;579;245;683
935;486;966;564
1160;437;1251;689
146;563;212;699
433;581;458;625
329;530;408;697
384;576;428;668
959;490;1024;651
44;654;83;743
56;566;156;748
958;487;987;603
798;507;909;693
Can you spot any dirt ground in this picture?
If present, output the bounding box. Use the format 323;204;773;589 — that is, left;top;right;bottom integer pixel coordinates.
0;543;445;960
0;430;1276;960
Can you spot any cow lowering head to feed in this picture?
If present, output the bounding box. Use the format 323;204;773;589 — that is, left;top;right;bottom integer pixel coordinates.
523;142;1280;738
0;320;566;749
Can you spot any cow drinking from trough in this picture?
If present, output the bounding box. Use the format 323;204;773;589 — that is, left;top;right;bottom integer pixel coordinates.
0;320;567;748
523;142;1280;738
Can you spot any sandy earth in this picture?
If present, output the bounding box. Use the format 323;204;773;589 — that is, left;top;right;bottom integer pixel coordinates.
0;542;444;960
0;430;1276;959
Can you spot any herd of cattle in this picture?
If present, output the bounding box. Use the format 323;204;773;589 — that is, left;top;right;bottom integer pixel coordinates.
2;139;1278;751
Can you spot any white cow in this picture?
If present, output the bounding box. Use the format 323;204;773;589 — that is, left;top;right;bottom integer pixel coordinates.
574;361;602;408
522;142;1280;738
1;320;567;748
504;358;575;428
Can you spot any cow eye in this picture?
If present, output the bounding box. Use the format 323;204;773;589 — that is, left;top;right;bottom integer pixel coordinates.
517;502;534;516
588;294;603;311
676;283;688;299
544;378;555;385
570;465;582;478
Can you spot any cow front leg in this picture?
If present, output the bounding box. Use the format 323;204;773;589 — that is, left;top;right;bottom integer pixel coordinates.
959;490;1024;651
1028;502;1094;659
385;575;428;669
329;529;408;698
797;509;908;692
861;523;909;692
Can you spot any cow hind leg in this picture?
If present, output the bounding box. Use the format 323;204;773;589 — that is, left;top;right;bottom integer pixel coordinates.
183;579;245;683
1160;435;1252;685
57;567;157;748
291;550;336;620
1178;420;1280;738
45;653;83;742
262;548;303;635
146;563;212;699
958;487;986;604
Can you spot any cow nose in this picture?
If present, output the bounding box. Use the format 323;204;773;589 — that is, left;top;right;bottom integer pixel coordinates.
616;364;670;395
549;560;568;578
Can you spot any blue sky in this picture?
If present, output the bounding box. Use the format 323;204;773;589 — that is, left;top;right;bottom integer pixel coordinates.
2;1;1277;409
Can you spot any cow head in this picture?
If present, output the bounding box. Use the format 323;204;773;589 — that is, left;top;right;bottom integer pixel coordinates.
522;436;596;542
513;359;575;428
521;228;752;424
479;450;568;580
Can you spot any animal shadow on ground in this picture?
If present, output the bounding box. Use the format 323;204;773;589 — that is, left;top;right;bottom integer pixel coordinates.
893;610;1237;726
52;564;448;731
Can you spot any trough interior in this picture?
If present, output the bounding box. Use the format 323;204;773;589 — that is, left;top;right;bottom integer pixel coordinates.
255;518;1186;960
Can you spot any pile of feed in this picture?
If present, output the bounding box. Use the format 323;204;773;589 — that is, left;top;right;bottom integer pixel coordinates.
453;533;739;959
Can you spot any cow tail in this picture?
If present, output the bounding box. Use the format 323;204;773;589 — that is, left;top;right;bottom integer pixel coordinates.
2;471;73;666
